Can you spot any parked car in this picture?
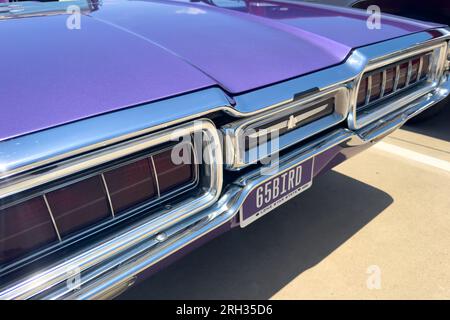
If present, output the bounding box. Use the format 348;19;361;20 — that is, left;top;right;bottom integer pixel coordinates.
301;0;450;120
0;0;449;299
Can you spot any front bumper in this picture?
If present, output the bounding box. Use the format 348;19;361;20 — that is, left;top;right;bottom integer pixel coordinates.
1;77;449;300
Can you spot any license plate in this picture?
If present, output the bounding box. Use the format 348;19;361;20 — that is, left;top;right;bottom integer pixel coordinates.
240;158;314;227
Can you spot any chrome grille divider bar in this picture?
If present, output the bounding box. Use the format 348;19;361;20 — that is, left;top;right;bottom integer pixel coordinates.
393;65;401;92
417;56;424;82
100;173;115;218
380;70;387;98
406;60;413;86
365;75;372;106
43;194;62;242
149;156;161;198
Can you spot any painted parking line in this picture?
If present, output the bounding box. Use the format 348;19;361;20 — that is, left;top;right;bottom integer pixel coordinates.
374;141;450;173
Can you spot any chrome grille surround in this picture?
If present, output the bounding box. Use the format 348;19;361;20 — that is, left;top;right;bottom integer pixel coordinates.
0;119;222;276
223;85;350;170
349;40;449;129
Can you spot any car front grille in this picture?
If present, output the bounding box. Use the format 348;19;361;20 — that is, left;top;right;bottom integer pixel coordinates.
0;144;197;267
0;120;220;273
356;52;432;113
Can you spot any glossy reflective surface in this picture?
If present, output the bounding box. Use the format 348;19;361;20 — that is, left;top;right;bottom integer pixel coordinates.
0;197;58;265
46;176;112;237
153;149;194;194
104;158;157;214
1;0;443;141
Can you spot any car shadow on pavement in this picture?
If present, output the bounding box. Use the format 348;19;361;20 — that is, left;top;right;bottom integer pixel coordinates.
118;170;393;300
404;100;450;142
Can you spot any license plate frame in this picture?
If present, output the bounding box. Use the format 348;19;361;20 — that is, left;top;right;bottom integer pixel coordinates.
239;157;314;228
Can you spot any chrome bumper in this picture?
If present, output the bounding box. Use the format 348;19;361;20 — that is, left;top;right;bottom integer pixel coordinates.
0;78;449;300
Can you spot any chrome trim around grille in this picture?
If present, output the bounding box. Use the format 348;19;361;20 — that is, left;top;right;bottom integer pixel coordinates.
222;85;349;169
0;120;222;276
349;36;449;129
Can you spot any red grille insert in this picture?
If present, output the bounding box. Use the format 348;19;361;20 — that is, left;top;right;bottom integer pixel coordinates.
0;197;58;265
370;72;382;100
104;158;157;215
153;148;195;194
384;67;395;95
397;63;409;89
1;144;198;267
46;176;111;237
357;76;368;107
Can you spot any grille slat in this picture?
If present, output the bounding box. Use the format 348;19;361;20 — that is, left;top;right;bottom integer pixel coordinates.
365;75;372;105
406;60;413;86
100;173;116;219
150;155;161;198
417;56;424;82
393;64;401;92
380;70;387;98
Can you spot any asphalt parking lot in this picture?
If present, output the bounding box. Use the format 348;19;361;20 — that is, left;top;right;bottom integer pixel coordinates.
119;104;450;300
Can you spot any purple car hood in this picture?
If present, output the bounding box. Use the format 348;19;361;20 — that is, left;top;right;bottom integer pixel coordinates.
0;0;443;141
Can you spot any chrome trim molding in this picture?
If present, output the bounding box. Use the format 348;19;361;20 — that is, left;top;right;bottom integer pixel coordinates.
223;86;349;169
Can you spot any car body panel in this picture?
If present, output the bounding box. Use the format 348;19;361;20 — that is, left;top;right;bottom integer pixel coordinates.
0;0;444;141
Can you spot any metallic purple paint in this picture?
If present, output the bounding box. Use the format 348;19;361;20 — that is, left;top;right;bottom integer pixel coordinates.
0;0;443;142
